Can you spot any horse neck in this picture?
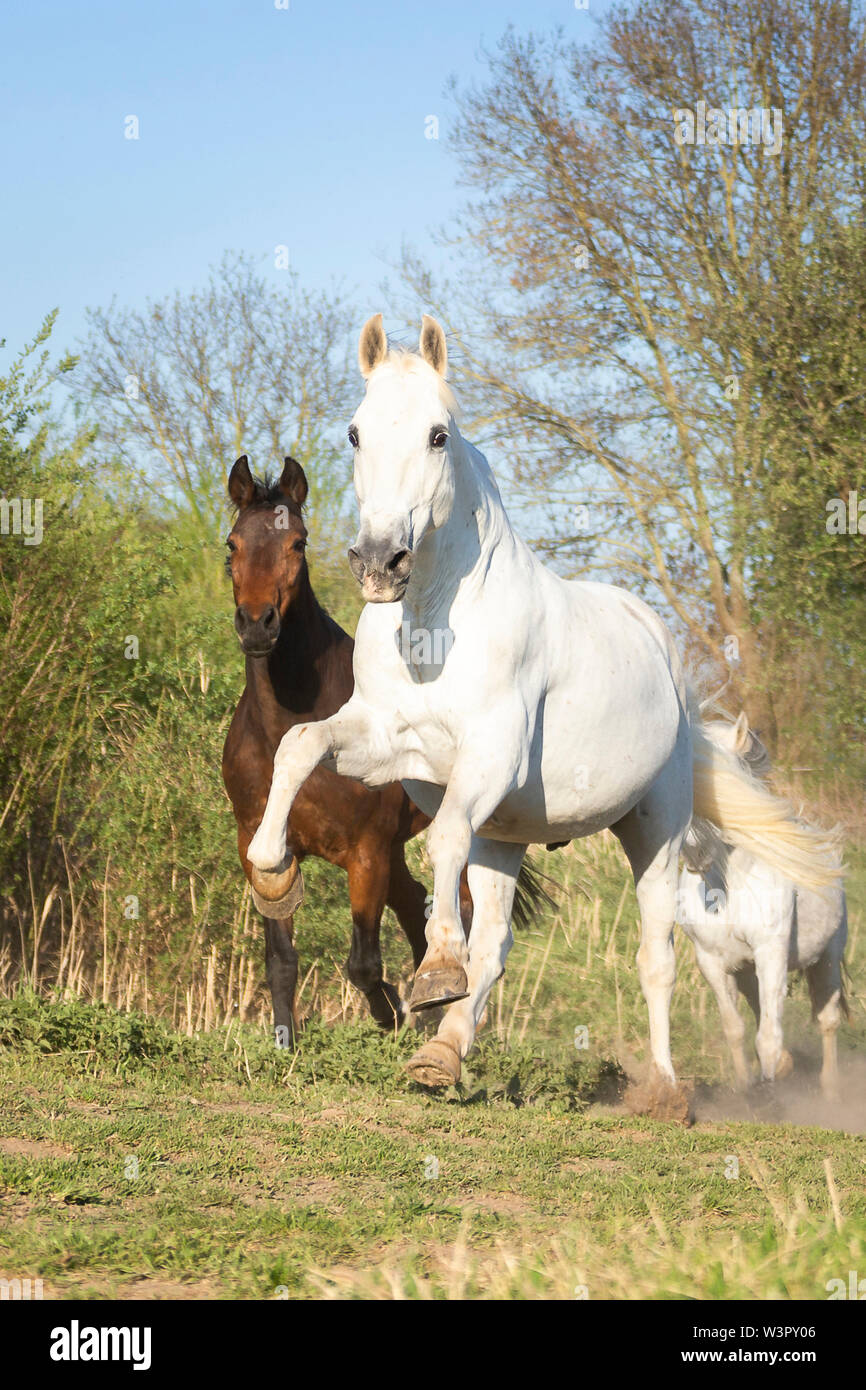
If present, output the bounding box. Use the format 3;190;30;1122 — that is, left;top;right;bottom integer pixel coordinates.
407;431;512;624
248;566;345;722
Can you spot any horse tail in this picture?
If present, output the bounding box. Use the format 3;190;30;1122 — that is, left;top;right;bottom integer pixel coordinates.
689;696;844;892
512;856;558;930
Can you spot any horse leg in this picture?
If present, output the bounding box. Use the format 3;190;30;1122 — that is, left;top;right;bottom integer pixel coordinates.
693;945;751;1090
612;759;691;1118
633;863;679;1088
385;847;429;972
346;850;403;1029
750;940;791;1083
248;697;389;879
807;946;845;1103
406;839;524;1088
613;817;686;1091
264;916;300;1048
733;961;788;1078
408;730;523;1011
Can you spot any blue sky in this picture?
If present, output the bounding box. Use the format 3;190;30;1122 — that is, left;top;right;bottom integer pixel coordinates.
0;0;609;367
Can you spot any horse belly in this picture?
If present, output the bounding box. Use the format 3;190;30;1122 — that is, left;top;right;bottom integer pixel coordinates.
496;680;681;841
402;579;684;844
406;666;681;844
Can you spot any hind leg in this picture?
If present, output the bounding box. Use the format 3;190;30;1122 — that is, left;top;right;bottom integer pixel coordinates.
632;860;679;1087
611;729;694;1121
735;965;791;1080
807;948;845;1102
752;941;791;1083
346;848;403;1029
386;848;429;973
614;787;689;1090
693;945;751;1089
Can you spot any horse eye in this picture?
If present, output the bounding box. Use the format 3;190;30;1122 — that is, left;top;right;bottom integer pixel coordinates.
348;425;359;449
430;428;448;449
226;538;237;552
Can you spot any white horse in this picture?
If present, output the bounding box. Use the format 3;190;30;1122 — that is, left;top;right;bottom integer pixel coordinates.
248;314;842;1103
678;710;847;1100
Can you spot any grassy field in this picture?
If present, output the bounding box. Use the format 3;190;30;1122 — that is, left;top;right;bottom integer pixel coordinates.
1;835;865;1301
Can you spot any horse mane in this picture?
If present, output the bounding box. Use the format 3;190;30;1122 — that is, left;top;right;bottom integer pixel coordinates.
688;690;844;891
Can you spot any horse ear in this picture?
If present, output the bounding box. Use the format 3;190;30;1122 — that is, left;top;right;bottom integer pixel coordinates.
733;710;750;752
279;456;308;508
358;313;388;378
419;314;448;377
228;455;256;509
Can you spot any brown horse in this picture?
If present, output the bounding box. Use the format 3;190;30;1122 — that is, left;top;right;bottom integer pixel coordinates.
222;453;441;1043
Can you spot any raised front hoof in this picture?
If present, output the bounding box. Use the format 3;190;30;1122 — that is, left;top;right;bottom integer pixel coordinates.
250;860;304;919
405;1038;462;1089
409;960;469;1012
624;1071;693;1125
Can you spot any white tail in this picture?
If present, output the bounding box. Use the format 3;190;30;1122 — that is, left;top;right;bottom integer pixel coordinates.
690;712;844;891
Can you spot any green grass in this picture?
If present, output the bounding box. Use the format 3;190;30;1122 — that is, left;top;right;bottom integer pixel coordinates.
1;835;864;1300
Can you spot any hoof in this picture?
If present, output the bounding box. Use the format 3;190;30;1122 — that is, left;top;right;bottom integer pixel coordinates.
624;1071;693;1124
405;1038;462;1089
250;860;304;918
409;956;469;1012
775;1049;794;1080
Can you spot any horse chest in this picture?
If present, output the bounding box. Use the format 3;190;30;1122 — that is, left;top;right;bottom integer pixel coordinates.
388;694;460;780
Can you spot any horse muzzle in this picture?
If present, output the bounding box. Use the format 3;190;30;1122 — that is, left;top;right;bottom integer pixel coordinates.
347;539;414;603
235;602;281;655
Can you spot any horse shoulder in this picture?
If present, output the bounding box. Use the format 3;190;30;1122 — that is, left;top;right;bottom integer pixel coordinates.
222;689;255;784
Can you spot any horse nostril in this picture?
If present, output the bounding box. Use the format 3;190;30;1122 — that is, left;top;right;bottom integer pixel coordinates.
388;550;409;572
234;607;250;634
262;605;278;630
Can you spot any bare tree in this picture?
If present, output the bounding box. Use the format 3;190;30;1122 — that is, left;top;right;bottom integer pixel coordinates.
400;0;866;749
80;253;358;606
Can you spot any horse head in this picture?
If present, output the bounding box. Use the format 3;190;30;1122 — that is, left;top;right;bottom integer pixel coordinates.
347;313;457;603
225;454;309;656
706;710;772;780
